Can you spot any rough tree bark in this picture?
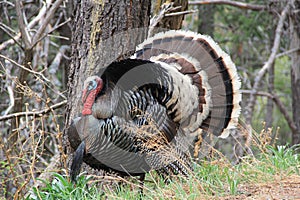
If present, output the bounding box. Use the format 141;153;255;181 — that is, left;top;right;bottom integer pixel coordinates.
64;0;151;175
153;0;188;30
290;0;300;145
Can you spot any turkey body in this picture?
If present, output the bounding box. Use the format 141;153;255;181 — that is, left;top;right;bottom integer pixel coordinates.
68;30;241;182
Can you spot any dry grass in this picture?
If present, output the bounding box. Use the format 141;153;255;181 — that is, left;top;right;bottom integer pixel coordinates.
0;71;67;199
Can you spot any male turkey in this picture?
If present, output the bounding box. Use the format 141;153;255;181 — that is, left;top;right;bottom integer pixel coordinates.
68;30;241;183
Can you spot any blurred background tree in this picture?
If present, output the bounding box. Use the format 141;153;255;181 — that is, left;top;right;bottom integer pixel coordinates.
187;0;299;147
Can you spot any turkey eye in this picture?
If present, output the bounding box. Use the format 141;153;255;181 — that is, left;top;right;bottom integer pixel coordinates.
88;80;97;90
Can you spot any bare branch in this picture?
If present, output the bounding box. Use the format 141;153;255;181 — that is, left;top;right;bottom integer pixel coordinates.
165;10;197;17
189;0;267;11
49;45;70;87
245;3;291;124
15;0;31;48
272;93;297;134
3;85;14;116
49;45;70;71
148;2;190;37
31;0;64;48
0;54;50;82
149;3;175;37
0;0;48;51
0;35;20;51
276;47;300;58
241;90;297;134
0;100;67;121
32;18;71;47
0;22;23;49
241;90;274;98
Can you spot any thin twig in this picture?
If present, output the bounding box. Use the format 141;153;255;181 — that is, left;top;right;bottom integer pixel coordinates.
31;0;64;48
1;61;15;116
241;90;297;134
165;10;197;17
189;0;267;11
0;35;20;51
0;100;67;121
0;0;50;51
0;0;14;7
276;47;300;58
0;54;50;82
0;23;23;49
0;21;16;34
149;3;175;37
241;90;273;99
49;45;70;73
4;85;14;115
245;3;290;124
32;18;71;47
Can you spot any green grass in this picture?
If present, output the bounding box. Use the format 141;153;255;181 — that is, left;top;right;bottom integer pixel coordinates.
26;145;300;200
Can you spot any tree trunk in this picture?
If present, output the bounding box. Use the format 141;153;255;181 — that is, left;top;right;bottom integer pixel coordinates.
290;1;300;145
64;0;151;174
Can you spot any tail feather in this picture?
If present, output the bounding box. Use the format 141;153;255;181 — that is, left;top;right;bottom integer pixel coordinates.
70;141;85;182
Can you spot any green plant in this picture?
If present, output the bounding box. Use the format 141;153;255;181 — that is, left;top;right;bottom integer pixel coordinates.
26;173;103;200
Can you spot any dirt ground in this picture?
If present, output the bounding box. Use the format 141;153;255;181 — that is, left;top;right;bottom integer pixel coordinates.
222;174;300;200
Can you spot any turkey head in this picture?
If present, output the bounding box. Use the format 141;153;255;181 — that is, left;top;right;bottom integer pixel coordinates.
81;76;103;116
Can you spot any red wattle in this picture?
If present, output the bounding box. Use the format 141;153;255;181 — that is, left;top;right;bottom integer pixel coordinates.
82;108;92;115
82;90;97;115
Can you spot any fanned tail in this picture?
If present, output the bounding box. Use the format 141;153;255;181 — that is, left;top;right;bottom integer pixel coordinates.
132;30;241;138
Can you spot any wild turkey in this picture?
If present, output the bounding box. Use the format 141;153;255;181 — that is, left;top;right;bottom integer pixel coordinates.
68;30;241;183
